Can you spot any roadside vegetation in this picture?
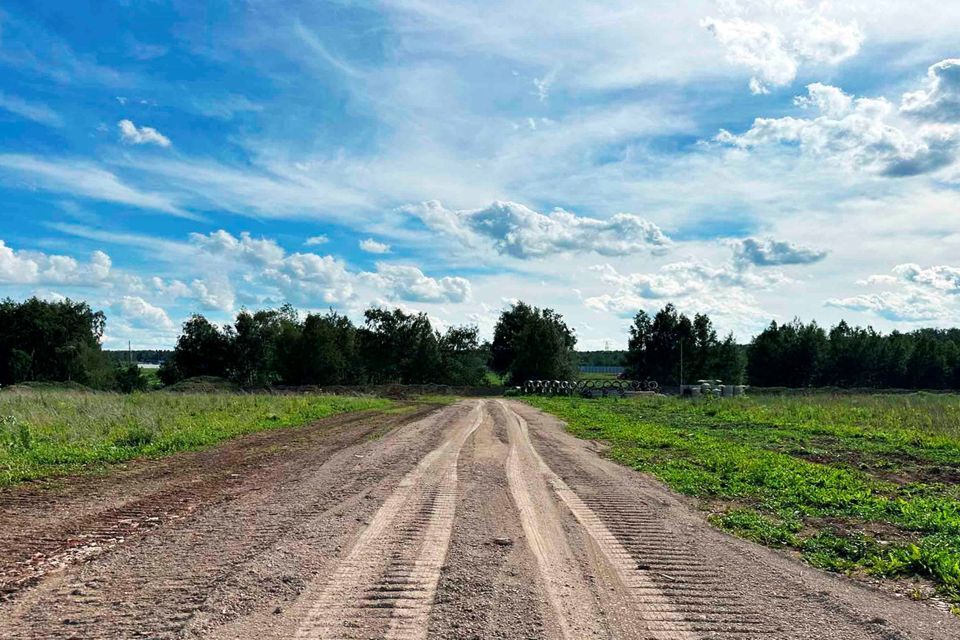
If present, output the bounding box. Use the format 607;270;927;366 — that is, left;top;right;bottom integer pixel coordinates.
0;390;391;486
527;394;960;606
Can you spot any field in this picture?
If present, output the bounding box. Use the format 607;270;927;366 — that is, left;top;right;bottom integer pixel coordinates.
0;389;391;486
527;393;960;606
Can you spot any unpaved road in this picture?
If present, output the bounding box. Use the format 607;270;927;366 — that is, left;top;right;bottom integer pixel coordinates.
1;399;958;639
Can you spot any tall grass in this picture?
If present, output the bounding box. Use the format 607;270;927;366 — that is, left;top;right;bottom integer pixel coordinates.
0;390;391;486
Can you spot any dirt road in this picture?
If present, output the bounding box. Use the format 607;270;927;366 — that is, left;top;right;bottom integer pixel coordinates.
1;399;958;639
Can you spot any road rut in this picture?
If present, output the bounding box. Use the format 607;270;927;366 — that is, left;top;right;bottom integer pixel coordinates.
0;399;958;639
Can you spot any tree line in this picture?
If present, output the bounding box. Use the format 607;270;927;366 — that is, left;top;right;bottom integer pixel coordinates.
159;300;577;388
6;296;960;391
747;319;960;389
624;304;745;386
0;298;145;391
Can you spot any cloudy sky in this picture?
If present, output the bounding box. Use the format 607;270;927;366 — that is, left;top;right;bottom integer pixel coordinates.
2;1;960;349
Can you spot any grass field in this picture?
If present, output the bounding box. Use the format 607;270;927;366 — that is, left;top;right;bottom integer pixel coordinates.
526;393;960;606
0;390;392;486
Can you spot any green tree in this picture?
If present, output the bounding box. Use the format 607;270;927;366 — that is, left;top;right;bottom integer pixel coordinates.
490;302;576;384
438;325;488;386
115;363;148;392
0;297;111;387
159;315;231;384
358;308;442;384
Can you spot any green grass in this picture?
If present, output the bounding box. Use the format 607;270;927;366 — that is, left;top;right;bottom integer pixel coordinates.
0;389;392;486
578;371;621;381
526;394;960;603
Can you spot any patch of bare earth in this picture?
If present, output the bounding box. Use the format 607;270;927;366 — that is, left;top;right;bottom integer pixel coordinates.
2;399;960;639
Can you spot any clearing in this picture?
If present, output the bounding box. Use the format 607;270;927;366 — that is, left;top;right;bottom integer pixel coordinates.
0;397;957;639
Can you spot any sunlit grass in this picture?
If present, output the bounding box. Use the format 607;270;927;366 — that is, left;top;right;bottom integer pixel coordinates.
0;390;391;486
527;393;960;602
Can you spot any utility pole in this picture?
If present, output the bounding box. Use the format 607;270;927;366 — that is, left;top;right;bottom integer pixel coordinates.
680;340;684;389
128;340;132;365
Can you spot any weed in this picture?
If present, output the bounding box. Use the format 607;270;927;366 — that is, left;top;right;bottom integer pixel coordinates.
0;391;392;486
527;394;960;603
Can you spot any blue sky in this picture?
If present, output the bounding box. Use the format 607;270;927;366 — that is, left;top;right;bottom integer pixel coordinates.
2;0;960;349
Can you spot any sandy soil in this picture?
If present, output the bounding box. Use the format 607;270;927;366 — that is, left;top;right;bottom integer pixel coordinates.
1;399;958;639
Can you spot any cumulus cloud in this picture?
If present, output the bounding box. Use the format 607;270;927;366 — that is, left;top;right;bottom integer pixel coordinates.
190;230;286;265
717;80;960;176
304;235;329;246
152;277;193;298
827;263;960;322
115;296;175;330
118;119;171;147
405;200;670;259
264;252;356;305
733;237;827;267
190;278;236;312
359;238;391;254
363;264;471;303
583;261;776;328
702;3;862;93
185;230;468;307
0;240;112;284
826;290;945;322
701;18;796;94
901;58;960;122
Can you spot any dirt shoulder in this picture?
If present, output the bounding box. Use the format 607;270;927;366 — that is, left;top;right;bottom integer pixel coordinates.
3;399;959;639
0;403;440;603
509;400;960;639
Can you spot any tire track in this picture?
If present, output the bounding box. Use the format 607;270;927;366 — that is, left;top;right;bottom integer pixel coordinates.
0;410;384;602
498;401;612;639
499;401;773;639
0;406;450;640
294;402;482;640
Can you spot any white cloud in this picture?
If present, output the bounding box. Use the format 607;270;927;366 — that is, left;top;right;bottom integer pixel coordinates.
733;237;826;267
304;235;329;246
190;230;286;265
702;3;862;93
0;93;63;127
152;277;193;298
901;58;960;122
583;261;777;331
115;296;175;330
826;290;946;322
0;240;112;285
363;263;471;303
0;154;189;217
717;81;960;177
406;200;670;259
791;13;863;65
701;17;796;94
158;229;472;308
359;238;391;254
190;278;236;312
826;263;960;322
118;119;172;147
892;263;960;293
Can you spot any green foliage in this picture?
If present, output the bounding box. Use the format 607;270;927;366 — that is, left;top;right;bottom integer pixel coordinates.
0;297;113;389
157;305;489;388
625;304;744;385
528;394;960;602
0;390;391;485
490;301;576;384
749;320;960;389
710;509;801;546
114;363;149;393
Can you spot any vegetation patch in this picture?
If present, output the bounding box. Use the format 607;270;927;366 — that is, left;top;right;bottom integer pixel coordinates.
527;394;960;603
0;390;391;486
